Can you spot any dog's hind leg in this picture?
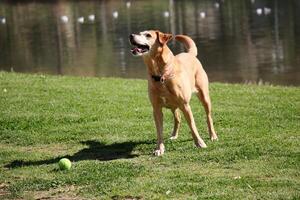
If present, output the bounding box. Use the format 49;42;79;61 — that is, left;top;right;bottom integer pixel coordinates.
170;108;181;140
180;104;207;148
195;77;218;141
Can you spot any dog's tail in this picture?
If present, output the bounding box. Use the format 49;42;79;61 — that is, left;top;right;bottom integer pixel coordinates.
175;35;198;56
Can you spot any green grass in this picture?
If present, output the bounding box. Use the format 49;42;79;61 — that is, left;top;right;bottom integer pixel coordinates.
0;72;299;199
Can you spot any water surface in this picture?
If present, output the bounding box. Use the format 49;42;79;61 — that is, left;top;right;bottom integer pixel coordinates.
0;0;299;85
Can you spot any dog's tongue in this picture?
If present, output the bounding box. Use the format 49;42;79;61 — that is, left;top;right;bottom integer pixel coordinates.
131;47;142;54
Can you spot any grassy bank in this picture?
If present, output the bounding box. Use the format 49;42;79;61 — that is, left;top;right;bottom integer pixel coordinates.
0;72;299;199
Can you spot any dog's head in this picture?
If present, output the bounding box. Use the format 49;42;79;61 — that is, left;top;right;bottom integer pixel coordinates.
129;30;173;56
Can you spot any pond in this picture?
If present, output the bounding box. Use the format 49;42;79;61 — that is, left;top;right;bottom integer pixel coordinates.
0;0;300;86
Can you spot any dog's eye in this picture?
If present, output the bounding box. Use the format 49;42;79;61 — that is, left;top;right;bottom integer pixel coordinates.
146;33;152;38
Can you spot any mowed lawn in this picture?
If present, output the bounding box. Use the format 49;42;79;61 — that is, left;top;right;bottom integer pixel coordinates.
0;72;299;199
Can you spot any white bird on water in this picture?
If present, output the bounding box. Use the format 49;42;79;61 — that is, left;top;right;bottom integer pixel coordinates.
77;17;84;23
126;2;131;8
113;11;118;19
256;8;263;15
264;7;271;15
88;14;95;22
1;17;6;24
200;12;206;19
163;11;170;18
214;2;220;9
61;16;68;23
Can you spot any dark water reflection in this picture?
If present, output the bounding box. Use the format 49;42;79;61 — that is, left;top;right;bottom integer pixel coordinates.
0;0;299;86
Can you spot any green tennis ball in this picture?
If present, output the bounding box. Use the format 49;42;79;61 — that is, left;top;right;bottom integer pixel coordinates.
58;158;72;170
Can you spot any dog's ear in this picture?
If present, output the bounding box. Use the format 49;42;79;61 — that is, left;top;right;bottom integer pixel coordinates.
156;31;173;45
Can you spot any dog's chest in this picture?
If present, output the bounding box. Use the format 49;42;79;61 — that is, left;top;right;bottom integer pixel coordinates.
160;96;168;106
156;84;181;108
160;95;174;108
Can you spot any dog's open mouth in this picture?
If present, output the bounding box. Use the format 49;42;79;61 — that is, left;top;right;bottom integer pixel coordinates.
130;41;150;55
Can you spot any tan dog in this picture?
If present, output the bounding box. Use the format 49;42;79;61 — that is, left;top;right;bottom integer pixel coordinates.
129;30;218;156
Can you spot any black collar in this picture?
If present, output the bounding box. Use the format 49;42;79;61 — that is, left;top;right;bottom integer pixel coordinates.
151;75;166;83
151;75;162;82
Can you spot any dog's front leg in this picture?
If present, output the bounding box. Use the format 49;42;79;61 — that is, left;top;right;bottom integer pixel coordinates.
153;106;165;156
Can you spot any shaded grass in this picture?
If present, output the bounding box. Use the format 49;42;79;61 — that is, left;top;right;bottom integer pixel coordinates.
0;72;299;199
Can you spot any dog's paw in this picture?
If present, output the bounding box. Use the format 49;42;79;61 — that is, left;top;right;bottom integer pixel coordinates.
195;140;207;148
169;135;178;140
210;133;218;141
210;135;218;141
153;143;165;156
153;149;164;156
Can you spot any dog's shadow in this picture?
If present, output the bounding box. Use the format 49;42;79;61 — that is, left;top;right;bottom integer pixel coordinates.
5;140;152;169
